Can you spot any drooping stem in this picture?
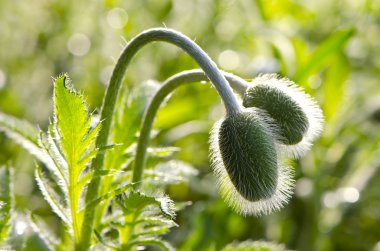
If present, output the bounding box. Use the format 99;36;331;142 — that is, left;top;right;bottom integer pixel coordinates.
81;28;241;249
133;69;249;187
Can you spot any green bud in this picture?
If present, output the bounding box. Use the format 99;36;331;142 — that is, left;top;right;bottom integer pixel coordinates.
217;111;278;201
210;109;294;215
242;74;323;157
243;81;307;145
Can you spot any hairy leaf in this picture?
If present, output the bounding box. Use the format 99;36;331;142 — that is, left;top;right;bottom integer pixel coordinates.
35;165;70;224
52;74;102;242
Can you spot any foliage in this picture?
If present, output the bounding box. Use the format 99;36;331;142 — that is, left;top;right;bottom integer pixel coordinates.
1;1;380;251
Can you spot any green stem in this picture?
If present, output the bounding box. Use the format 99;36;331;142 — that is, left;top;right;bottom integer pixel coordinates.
80;28;241;249
132;69;249;187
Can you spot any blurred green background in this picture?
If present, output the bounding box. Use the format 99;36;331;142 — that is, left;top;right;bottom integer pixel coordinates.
1;0;380;250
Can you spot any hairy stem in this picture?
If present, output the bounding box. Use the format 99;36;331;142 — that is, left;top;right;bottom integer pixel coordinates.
81;28;241;249
133;69;249;187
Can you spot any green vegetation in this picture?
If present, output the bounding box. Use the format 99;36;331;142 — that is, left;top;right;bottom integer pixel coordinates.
1;1;380;251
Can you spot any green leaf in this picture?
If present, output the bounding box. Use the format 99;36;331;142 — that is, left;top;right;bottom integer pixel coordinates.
147;147;181;158
77;169;124;190
52;74;102;243
54;74;100;173
0;112;51;165
126;237;175;251
80;183;133;213
144;160;198;185
104;81;159;173
293;29;355;82
38;130;68;196
0;166;12;242
117;192;176;219
221;240;287;251
29;214;59;251
113;81;159;149
322;53;350;121
131;224;174;238
35;165;70;225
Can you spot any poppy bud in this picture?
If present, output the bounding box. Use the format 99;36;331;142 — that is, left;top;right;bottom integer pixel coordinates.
210;109;293;215
243;74;323;157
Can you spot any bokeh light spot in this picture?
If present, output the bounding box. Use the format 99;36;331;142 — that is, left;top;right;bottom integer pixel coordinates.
338;187;360;203
67;33;91;57
295;178;313;198
107;8;128;29
218;50;240;70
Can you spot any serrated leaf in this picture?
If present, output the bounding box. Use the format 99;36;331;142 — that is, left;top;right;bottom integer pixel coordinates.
38;131;68;196
117;192;176;219
35;165;70;225
126;237;175;251
52;74;102;242
80;183;133;213
135;217;178;228
0;166;12;242
54;74;99;172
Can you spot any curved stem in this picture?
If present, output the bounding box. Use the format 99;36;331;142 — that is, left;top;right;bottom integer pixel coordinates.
133;69;249;187
81;28;241;249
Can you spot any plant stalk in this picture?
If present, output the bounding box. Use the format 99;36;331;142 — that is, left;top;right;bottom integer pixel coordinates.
133;69;249;188
81;28;241;249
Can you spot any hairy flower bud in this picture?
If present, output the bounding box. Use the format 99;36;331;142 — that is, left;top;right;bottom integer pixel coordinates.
210;109;293;215
243;74;323;157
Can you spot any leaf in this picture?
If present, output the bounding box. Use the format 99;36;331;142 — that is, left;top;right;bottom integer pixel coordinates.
38;130;68;196
0;112;67;198
117;192;176;219
29;214;59;251
322;53;350;121
135;217;178;228
54;74;100;173
104;81;160;173
131;224;174;238
77;169;124;190
147;147;181;158
145;160;198;185
126;238;175;251
52;74;102;241
80;183;133;213
35;165;70;225
0;166;12;242
0;112;51;166
221;240;287;251
113;80;159;149
293;29;355;82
